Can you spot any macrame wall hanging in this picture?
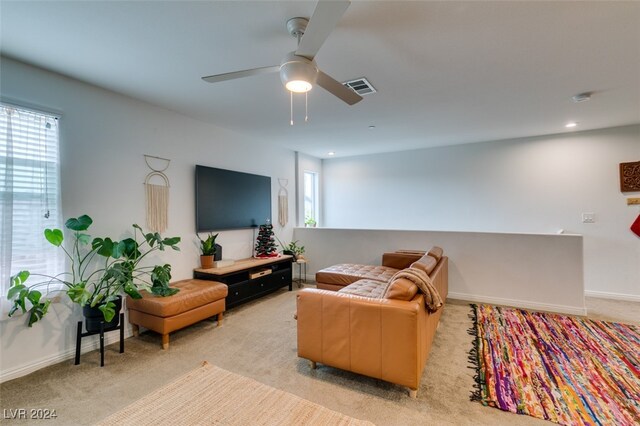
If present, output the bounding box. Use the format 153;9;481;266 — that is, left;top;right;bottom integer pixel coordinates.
278;178;289;227
143;154;171;233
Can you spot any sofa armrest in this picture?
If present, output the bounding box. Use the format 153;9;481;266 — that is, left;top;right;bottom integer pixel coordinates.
296;288;427;389
381;251;425;269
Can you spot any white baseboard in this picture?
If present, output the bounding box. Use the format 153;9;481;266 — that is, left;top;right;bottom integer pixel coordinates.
0;328;133;384
447;292;587;316
584;290;640;302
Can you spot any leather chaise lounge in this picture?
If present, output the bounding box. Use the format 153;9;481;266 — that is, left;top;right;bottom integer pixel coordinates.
296;247;448;398
315;248;444;291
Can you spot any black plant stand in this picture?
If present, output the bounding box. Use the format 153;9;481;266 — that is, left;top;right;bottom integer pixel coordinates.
75;313;125;367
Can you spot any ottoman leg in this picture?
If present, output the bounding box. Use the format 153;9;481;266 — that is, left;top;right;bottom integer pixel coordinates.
132;324;140;337
162;334;170;350
217;312;224;326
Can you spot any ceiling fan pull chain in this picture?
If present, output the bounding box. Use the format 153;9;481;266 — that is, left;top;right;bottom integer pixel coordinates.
290;91;294;126
305;92;308;123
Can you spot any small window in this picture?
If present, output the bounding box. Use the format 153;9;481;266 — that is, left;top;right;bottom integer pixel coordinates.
1;103;64;299
303;171;318;227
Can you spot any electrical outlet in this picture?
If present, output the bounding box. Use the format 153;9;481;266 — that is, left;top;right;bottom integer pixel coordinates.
582;212;595;224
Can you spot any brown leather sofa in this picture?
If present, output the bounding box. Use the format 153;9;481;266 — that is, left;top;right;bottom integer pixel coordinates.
297;248;448;398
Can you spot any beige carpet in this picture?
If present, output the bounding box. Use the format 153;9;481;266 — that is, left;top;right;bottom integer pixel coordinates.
97;361;373;426
0;287;637;425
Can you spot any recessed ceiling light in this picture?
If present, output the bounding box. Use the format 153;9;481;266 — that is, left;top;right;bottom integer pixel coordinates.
327;151;335;156
368;125;376;130
565;122;578;128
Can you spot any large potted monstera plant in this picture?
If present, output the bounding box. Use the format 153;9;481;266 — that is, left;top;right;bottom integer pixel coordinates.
7;214;181;330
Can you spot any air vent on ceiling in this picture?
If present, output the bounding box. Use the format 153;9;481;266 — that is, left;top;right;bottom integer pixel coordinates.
342;77;376;96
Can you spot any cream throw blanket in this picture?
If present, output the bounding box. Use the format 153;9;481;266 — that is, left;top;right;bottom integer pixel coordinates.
390;268;443;313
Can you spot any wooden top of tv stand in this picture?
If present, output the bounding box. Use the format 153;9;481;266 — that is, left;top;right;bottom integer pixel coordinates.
194;255;293;276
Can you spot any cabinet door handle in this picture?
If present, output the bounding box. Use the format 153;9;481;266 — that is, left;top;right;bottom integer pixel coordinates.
235;291;239;296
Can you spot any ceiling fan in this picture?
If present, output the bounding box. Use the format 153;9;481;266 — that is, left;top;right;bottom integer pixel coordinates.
202;0;362;106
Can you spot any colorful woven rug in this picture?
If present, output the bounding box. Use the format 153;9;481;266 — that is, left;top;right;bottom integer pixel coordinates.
469;304;640;425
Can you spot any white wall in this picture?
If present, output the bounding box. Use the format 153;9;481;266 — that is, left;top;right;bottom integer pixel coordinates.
0;57;296;381
322;126;640;299
294;228;585;315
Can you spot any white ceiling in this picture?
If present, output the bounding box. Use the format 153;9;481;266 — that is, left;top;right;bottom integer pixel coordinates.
1;1;639;158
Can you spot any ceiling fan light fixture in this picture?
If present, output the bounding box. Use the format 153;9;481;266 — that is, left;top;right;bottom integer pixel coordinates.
280;52;317;93
286;80;313;93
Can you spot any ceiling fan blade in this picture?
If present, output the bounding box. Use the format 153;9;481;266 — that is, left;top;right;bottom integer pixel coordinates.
316;70;362;105
202;65;280;83
295;0;350;60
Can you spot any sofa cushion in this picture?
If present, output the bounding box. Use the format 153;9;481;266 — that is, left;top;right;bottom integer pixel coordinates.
427;246;443;261
316;264;399;287
390;268;443;312
338;279;388;299
381;252;423;269
383;277;418;301
410;255;437;275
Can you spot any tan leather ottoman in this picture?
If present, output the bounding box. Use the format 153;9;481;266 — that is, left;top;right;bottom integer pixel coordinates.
127;279;227;349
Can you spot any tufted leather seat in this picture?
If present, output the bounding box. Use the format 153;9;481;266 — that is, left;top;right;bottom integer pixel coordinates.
316;264;398;289
337;279;390;298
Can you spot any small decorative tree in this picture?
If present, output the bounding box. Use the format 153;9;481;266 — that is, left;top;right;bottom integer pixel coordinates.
254;223;277;258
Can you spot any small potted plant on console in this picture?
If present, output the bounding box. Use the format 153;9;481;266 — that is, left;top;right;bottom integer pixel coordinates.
276;238;305;261
198;232;218;269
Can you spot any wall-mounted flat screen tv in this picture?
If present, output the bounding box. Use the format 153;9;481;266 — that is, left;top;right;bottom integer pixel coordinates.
196;165;271;231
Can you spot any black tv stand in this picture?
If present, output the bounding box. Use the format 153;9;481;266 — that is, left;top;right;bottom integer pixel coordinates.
193;255;293;309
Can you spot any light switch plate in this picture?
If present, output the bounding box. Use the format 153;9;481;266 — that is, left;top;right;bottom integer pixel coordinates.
582;212;595;223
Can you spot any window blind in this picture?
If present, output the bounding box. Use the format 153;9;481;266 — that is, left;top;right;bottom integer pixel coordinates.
0;104;63;303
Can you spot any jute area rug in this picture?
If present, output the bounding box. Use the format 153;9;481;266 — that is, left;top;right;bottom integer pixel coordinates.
96;361;374;426
470;304;640;425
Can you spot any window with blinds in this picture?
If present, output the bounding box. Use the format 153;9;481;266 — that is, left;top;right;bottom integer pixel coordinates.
0;103;64;298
